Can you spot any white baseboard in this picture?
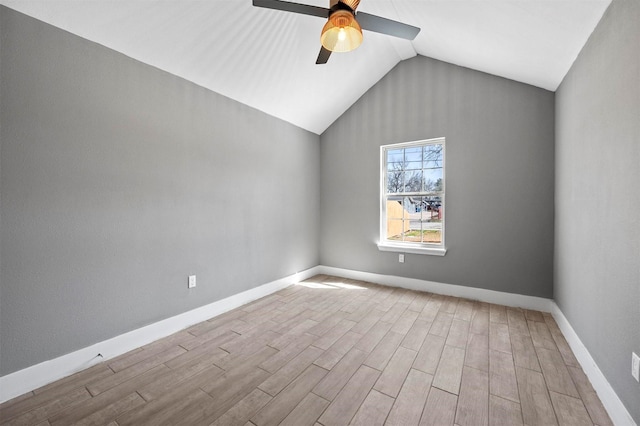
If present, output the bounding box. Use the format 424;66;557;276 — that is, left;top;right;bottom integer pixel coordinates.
551;303;637;426
0;266;321;404
317;265;554;312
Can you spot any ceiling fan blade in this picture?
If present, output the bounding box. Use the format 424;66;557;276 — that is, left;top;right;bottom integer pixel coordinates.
356;12;420;40
252;0;329;19
316;46;332;64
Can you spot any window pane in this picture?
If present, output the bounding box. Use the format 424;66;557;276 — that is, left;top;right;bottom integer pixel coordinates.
387;219;406;240
387;161;403;171
405;147;422;162
404;197;422;242
387;149;404;163
424;145;443;166
387;170;404;193
424;168;443;192
421;196;443;243
406;147;424;170
405;161;422;170
387;197;404;219
404;170;423;192
403;196;418;214
421;196;443;217
403;224;422;242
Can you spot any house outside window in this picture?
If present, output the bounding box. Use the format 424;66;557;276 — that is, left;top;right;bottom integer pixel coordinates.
378;138;446;256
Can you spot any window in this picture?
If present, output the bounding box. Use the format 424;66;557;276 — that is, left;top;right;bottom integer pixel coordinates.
378;138;446;256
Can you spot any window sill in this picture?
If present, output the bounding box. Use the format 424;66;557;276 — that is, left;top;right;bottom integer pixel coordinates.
377;242;447;256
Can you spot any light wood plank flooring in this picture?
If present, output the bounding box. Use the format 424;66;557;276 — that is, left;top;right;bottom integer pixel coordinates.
0;275;613;426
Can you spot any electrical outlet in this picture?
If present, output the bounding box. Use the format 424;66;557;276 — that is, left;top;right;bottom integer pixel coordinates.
188;275;196;289
399;254;405;263
632;352;640;382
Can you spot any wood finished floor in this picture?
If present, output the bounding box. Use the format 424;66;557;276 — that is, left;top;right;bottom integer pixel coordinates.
1;275;613;426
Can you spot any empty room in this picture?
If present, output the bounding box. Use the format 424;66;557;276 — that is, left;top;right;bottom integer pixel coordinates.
0;0;638;425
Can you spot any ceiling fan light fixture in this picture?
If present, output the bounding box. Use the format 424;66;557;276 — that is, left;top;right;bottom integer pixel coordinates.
320;10;362;53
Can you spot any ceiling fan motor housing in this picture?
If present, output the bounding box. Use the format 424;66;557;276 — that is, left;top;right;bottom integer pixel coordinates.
328;0;357;16
338;0;361;11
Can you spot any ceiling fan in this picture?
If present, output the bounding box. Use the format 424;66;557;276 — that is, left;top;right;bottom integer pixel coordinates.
253;0;420;64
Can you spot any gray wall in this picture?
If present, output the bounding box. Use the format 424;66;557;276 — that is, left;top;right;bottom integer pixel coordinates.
555;0;640;422
0;7;320;375
320;56;555;298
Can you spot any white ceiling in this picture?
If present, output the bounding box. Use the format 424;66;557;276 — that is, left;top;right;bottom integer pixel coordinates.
1;0;610;134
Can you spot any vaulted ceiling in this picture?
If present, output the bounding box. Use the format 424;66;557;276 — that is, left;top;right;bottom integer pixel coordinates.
1;0;610;134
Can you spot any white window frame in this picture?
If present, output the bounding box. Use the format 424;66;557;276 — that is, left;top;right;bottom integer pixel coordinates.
378;137;447;256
